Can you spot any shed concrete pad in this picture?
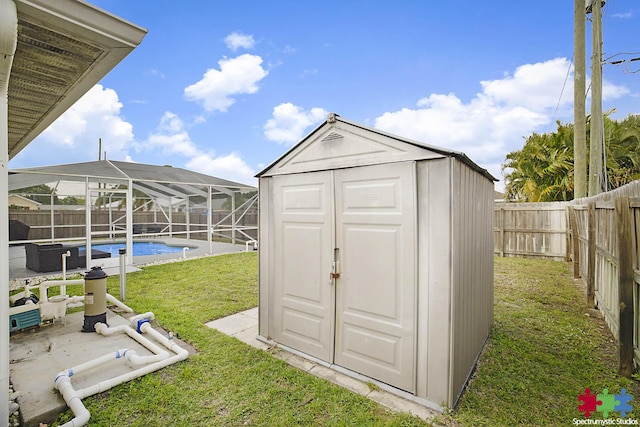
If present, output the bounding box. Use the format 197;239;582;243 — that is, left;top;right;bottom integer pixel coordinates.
10;310;162;427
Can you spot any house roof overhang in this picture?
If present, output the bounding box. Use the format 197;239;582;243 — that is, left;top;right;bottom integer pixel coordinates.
6;0;147;160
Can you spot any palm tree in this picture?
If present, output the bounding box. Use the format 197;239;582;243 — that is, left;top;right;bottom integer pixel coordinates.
503;121;574;202
503;114;640;202
603;115;640;189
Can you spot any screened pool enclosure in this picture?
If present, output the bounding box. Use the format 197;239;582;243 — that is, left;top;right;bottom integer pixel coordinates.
9;160;257;268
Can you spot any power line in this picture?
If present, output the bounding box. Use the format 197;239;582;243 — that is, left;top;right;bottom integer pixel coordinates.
553;57;573;122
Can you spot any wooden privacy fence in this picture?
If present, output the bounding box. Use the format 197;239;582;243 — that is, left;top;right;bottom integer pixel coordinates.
494;185;640;376
569;180;640;377
494;202;570;261
9;210;258;243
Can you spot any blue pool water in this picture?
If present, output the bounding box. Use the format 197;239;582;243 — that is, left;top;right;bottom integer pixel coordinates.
79;242;190;257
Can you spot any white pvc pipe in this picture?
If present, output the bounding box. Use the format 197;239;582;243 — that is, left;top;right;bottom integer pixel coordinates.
56;376;90;427
57;350;124;379
106;294;133;313
81;343;188;398
55;312;188;427
66;295;85;306
62;250;71;284
245;240;257;252
129;312;155;324
94;323;168;364
139;325;187;357
182;247;189;259
38;279;83;303
32;279;133;313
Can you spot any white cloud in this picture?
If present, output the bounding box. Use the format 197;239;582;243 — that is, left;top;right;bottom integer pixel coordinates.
139;112;255;185
602;79;630;100
186;152;256;186
14;83;257;185
141;112;200;157
224;32;255;51
374;57;629;184
480;58;573;111
38;84;134;159
264;103;327;144
184;54;268;112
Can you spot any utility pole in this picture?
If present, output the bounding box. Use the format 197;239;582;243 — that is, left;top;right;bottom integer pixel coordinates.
588;0;603;197
574;0;587;199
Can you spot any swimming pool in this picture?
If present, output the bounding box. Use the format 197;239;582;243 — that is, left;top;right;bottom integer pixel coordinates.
79;241;192;257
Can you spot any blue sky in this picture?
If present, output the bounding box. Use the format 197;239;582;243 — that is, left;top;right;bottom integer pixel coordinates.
9;1;640;190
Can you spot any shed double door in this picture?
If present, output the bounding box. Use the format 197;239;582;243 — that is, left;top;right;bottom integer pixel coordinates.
272;162;416;392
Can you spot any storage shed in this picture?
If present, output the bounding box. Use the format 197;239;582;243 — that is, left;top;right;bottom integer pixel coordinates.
256;113;495;411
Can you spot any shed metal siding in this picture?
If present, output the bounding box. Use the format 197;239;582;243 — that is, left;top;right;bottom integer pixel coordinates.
257;114;494;411
258;177;272;339
450;160;494;405
416;157;453;405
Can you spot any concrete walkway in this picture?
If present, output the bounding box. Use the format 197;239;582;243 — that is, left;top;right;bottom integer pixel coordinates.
205;308;438;422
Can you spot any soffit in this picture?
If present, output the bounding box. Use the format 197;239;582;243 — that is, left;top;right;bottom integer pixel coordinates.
7;0;147;159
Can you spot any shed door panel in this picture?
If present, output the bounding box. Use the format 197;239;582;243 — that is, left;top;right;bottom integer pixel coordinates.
272;172;334;361
334;163;416;392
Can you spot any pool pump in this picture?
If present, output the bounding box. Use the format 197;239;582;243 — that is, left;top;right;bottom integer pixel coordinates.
82;266;108;332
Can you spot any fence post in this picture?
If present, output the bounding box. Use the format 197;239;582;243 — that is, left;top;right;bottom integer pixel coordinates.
615;196;634;377
587;202;596;307
564;206;573;262
499;207;505;257
568;206;580;279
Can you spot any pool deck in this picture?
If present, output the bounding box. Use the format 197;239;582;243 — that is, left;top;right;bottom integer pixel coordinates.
9;238;249;283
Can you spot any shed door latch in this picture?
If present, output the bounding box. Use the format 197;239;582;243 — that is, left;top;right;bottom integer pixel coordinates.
330;248;341;281
330;261;341;280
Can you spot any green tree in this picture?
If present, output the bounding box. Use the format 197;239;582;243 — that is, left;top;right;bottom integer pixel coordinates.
503;121;574;202
503;114;640;202
9;184;57;204
603;114;640;188
57;196;84;205
221;191;257;211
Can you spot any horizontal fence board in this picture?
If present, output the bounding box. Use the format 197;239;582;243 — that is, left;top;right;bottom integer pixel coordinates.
494;202;569;261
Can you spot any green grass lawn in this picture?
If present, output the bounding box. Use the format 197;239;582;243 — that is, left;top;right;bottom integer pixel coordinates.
50;254;639;426
449;257;640;426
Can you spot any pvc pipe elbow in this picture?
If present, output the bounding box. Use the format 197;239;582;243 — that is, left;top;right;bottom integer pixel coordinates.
94;323;107;334
129;312;155;325
94;323;128;336
55;373;71;390
61;396;90;427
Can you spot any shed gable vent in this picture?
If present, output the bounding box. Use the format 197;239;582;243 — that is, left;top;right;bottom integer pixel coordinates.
321;132;344;142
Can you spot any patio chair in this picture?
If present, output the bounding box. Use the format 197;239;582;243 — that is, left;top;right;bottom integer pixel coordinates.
146;224;162;234
24;243;83;273
9;220;30;244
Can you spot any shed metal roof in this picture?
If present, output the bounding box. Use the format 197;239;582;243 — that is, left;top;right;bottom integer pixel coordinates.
257;113;497;182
